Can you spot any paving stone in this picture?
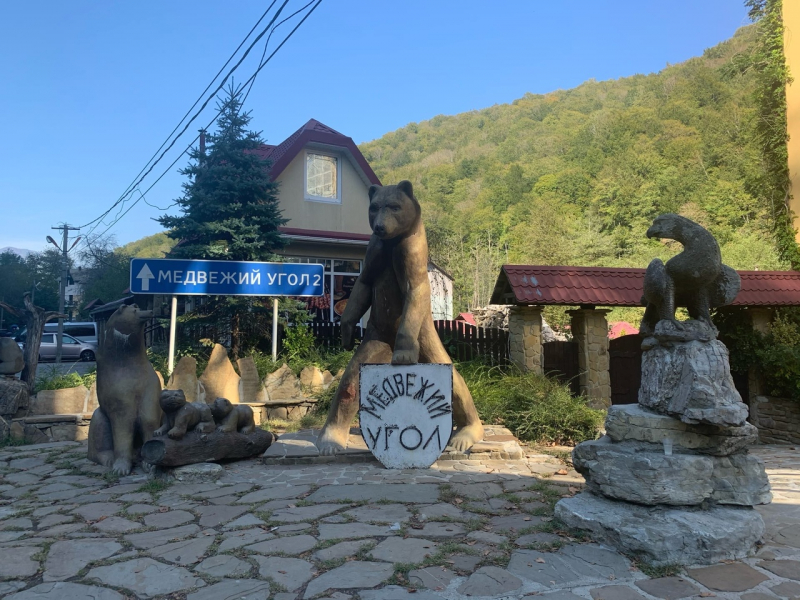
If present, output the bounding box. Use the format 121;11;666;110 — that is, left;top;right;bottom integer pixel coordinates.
43;539;122;581
687;562;769;592
770;581;800;598
87;557;206;598
1;517;33;530
508;544;633;588
32;506;62;517
224;513;265;529
196;482;254;499
318;523;399;540
273;593;298;600
0;531;26;542
759;560;800;580
369;537;438;563
515;532;563;547
344;504;412;524
590;585;649;600
37;514;74;529
276;523;312;534
539;592;586;600
5;473;41;485
254;556;315;591
417;503;466;521
170;462;225;482
125;524;201;549
635;577;702;600
126;503;159;515
308;483;439;504
741;594;781;600
196;504;248;527
186;579;271;600
451;482;504;500
417;522;466;538
314;539;376;562
195;554;252;577
408;566;456;589
218;528;275;552
0;582;26;596
144;509;195;529
457;565;523;596
246;534;317;556
448;554;482;573
303;561;394;599
37;523;86;537
37;488;85;502
489;513;540;532
359;586;445;600
73;502;122;521
256;498;296;511
0;546;39;577
92;516;142;533
237;485;311;504
148;535;215;565
467;530;507;544
271;503;343;522
7;582;125;600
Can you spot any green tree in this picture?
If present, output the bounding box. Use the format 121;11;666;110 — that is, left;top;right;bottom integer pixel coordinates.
78;237;132;315
158;85;287;357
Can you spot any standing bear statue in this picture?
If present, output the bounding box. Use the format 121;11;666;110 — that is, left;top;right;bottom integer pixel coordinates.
316;180;484;456
88;304;162;475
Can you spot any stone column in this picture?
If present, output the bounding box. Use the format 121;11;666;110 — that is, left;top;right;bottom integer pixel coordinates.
508;306;543;374
569;308;611;409
747;307;773;415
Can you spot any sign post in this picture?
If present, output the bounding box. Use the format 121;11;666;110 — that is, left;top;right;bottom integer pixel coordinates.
359;363;453;469
130;258;324;369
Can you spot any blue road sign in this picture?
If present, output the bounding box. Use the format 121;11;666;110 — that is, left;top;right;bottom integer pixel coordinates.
129;258;324;296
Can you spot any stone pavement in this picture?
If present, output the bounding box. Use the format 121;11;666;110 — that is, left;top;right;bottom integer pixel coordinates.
0;440;796;600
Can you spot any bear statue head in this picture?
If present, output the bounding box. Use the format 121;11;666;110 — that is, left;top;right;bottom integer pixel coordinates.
160;390;187;413
367;180;421;240
646;213;691;241
101;304;154;354
210;397;233;421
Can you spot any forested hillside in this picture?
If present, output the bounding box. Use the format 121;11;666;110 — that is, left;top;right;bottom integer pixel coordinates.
360;25;787;313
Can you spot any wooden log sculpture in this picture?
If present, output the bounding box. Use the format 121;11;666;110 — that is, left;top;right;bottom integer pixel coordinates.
141;396;274;467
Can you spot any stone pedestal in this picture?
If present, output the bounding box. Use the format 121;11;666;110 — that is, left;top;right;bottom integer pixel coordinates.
557;320;771;566
508;306;543;374
569;309;611;409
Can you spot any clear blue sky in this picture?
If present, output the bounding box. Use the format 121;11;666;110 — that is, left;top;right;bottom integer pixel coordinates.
0;0;751;254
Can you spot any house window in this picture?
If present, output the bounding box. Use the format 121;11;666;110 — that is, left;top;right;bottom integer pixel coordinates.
305;152;341;203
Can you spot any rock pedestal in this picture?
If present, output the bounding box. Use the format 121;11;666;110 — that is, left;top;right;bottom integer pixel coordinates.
556;319;771;566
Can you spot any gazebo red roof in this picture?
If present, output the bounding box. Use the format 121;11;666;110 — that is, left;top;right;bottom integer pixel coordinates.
489;265;800;307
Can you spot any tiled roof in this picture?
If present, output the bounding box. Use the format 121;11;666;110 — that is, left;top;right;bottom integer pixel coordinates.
489;265;800;307
279;227;371;242
254;119;380;185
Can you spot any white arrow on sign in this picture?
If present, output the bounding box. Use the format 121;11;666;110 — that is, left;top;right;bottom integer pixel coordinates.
136;263;155;291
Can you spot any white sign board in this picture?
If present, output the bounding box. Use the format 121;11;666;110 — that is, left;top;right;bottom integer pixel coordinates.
359;363;453;469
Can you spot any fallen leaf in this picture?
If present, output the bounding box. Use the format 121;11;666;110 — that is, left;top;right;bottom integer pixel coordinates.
524;517;531;521
536;558;546;563
556;469;568;475
408;590;417;594
454;498;463;505
278;570;287;574
482;550;490;555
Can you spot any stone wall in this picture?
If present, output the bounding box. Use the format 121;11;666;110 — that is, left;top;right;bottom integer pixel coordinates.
569;309;611;409
750;395;800;444
508;306;543;374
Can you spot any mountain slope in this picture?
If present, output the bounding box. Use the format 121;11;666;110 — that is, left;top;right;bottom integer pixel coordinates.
359;25;785;312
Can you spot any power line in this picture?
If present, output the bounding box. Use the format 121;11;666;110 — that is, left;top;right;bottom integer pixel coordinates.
78;0;286;230
85;0;323;241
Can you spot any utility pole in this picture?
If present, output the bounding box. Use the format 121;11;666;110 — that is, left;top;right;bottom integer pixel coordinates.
47;224;81;363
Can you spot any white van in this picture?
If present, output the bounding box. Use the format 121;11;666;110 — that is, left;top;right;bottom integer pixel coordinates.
16;322;98;344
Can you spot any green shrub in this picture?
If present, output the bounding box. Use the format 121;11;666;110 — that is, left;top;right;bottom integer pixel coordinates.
35;367;97;393
458;361;604;445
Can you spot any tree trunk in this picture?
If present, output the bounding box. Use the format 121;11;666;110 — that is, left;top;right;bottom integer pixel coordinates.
141;428;275;467
0;294;66;394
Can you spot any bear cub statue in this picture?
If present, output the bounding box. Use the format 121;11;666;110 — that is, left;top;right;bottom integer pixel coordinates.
154;389;215;440
210;397;256;434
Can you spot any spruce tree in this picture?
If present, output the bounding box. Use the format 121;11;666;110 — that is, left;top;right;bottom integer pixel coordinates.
158;85;287;356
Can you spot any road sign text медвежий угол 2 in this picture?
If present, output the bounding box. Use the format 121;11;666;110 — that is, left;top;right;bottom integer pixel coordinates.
129;258;324;297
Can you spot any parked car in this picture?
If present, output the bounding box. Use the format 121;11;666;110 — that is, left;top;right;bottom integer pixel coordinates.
15;322;98;344
18;333;97;362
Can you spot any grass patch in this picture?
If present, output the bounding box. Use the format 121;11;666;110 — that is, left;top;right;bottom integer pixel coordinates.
137;479;170;494
34;365;96;393
0;437;36;448
388;562;420;586
458;360;604;445
635;560;683;578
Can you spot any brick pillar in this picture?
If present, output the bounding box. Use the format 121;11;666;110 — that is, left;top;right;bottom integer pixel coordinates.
569;308;611;409
508;306;543;374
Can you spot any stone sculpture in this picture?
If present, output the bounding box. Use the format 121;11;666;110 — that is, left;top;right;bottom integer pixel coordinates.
640;213;740;334
88;305;162;475
0;337;24;375
556;214;770;567
210;397;256;434
316;181;484;455
141;396;271;467
154;389;215;440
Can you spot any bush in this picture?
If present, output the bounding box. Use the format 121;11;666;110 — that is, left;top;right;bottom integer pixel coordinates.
458;360;604;445
35;366;96;393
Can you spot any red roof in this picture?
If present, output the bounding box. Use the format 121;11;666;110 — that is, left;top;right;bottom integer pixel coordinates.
455;312;477;325
490;265;800;307
254;119;381;186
